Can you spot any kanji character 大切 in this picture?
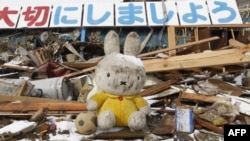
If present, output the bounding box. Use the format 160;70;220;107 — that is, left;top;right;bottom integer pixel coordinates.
22;6;50;26
0;7;18;27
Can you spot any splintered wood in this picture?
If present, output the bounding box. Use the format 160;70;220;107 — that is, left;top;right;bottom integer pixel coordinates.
0;24;250;140
0;95;87;112
143;45;250;72
180;93;230;103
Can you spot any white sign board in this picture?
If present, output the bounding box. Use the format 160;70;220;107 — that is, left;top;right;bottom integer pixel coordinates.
146;1;179;26
115;2;147;26
50;5;82;27
83;3;114;27
0;0;243;29
177;0;211;25
0;6;20;28
207;0;243;24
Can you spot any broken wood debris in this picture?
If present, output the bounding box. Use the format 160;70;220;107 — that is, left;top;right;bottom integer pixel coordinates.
143;45;250;72
0;24;250;140
195;117;224;135
139;36;220;58
139;79;177;97
0;95;87;112
180;92;230;104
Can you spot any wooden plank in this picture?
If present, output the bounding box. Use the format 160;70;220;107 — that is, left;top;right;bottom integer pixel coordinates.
167;26;176;56
0;111;84;116
194;27;200;53
180;93;230;103
143;45;250;72
139;36;220;57
229;39;246;48
195;117;224;135
139;80;177;97
34;50;43;65
63;66;96;78
230;28;235;40
0;95;87;112
1;64;35;71
0;94;72;103
0;101;87;112
194;27;199;41
17;80;28;96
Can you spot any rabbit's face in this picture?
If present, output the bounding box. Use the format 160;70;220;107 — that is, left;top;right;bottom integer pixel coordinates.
95;53;146;95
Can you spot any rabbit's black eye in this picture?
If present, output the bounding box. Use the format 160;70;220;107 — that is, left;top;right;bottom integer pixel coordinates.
107;73;110;77
137;76;140;80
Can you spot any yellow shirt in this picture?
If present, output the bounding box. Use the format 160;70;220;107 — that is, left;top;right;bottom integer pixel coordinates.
90;91;148;126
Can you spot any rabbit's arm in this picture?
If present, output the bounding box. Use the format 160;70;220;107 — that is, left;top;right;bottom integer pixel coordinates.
133;95;150;115
87;91;108;111
87;99;98;111
139;105;151;115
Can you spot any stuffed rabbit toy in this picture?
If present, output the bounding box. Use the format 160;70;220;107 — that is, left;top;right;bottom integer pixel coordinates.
87;30;150;131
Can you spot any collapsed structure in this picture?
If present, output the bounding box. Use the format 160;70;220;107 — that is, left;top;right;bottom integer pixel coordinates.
0;0;250;140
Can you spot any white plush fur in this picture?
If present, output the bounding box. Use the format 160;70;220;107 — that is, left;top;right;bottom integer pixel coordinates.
87;30;150;131
95;53;146;95
128;111;146;131
98;110;115;130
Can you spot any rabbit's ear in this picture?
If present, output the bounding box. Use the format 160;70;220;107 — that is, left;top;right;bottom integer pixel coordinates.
123;32;141;57
104;30;120;55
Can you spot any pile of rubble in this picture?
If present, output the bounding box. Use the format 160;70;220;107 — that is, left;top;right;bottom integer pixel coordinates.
0;27;250;140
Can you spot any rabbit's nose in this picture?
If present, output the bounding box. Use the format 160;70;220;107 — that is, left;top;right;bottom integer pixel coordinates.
120;81;126;85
